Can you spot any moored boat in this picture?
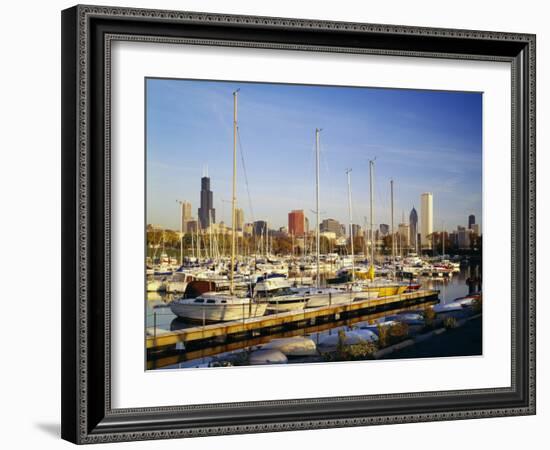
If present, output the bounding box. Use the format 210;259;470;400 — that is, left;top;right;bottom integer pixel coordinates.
169;293;267;323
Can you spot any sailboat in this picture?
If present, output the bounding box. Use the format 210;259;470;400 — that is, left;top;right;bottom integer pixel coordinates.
291;130;357;308
336;160;409;297
170;90;267;322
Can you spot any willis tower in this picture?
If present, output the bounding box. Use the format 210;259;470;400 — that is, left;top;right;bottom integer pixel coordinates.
198;175;215;229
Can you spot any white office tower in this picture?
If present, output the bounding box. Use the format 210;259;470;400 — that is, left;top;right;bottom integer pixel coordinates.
420;192;433;250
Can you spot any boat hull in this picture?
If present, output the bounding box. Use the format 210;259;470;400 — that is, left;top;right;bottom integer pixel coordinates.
366;285;408;297
306;291;357;308
169;302;267;323
265;299;309;313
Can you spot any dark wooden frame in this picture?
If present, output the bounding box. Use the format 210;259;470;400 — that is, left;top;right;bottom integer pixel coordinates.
61;4;536;444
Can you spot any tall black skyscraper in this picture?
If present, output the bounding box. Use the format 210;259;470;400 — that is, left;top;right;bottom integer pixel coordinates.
409;207;418;252
198;176;215;229
468;214;475;229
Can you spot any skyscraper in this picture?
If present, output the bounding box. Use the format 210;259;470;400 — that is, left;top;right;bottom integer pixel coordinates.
409;206;418;252
180;201;192;233
288;210;305;236
253;220;268;237
398;223;410;248
198;176;215;229
320;218;343;236
468;214;476;229
235;208;244;231
457;225;472;249
420;192;433;249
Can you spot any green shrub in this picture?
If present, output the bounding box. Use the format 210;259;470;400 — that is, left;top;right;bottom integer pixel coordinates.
376;322;409;348
325;329;378;361
390;322;409;340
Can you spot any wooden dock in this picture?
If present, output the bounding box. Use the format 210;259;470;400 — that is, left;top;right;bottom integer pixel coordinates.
147;289;439;351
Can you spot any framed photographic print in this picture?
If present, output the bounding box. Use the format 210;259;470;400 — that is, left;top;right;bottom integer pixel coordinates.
61;4;536;444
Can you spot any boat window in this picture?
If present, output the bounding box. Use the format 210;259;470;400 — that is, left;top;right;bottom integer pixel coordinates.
206;299;216;304
221;300;227;304
194;298;204;303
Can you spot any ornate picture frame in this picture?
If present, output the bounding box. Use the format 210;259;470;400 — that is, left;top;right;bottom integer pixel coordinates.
61;5;535;444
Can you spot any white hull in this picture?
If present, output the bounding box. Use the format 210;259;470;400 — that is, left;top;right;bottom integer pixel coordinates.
265;299;308;313
305;292;355;308
170;301;267;322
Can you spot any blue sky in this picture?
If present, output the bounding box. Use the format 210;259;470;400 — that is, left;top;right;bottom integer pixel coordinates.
146;78;482;232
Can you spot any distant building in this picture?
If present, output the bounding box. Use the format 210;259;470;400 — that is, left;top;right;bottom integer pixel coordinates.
198;176;215;229
304;217;310;233
398;223;410;248
243;223;253;236
253;220;268;237
449;231;458;247
320;218;343;237
234;208;244;231
340;224;346;236
420;192;433;249
409;207;418;252
457;226;472;249
468;214;476;230
320;231;337;241
350;224;362;238
186;220;198;233
379;224;389;236
179;201;192;233
288;209;305;236
471;223;480;236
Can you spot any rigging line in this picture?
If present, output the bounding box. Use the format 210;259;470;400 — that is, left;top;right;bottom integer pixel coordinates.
236;126;256;224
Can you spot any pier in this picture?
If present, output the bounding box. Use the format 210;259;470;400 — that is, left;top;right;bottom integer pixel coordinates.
146;289;439;352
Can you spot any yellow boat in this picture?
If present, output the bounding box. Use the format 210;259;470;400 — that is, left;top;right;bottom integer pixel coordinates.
359;283;408;297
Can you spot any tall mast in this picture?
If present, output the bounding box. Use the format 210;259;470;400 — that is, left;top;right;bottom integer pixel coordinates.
177;200;184;265
369;160;375;269
390;179;395;266
442;221;445;256
230;89;239;295
315;128;321;288
346;169;354;282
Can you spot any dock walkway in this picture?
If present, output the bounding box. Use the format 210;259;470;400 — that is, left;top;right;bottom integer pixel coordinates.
147;289;439;350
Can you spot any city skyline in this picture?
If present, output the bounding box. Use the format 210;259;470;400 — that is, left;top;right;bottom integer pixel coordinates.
146;78;482;233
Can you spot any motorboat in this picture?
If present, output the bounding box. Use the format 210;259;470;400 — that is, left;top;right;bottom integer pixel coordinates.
253;274;309;313
169;293;267;323
293;286;356;308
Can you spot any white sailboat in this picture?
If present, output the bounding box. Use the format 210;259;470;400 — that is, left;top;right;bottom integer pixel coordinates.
300;130;359;308
170;90;267;322
343;160;409;297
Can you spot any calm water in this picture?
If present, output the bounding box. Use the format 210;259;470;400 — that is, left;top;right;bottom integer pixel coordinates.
146;264;481;369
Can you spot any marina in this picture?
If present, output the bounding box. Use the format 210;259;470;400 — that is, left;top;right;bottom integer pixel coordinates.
145;83;483;370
